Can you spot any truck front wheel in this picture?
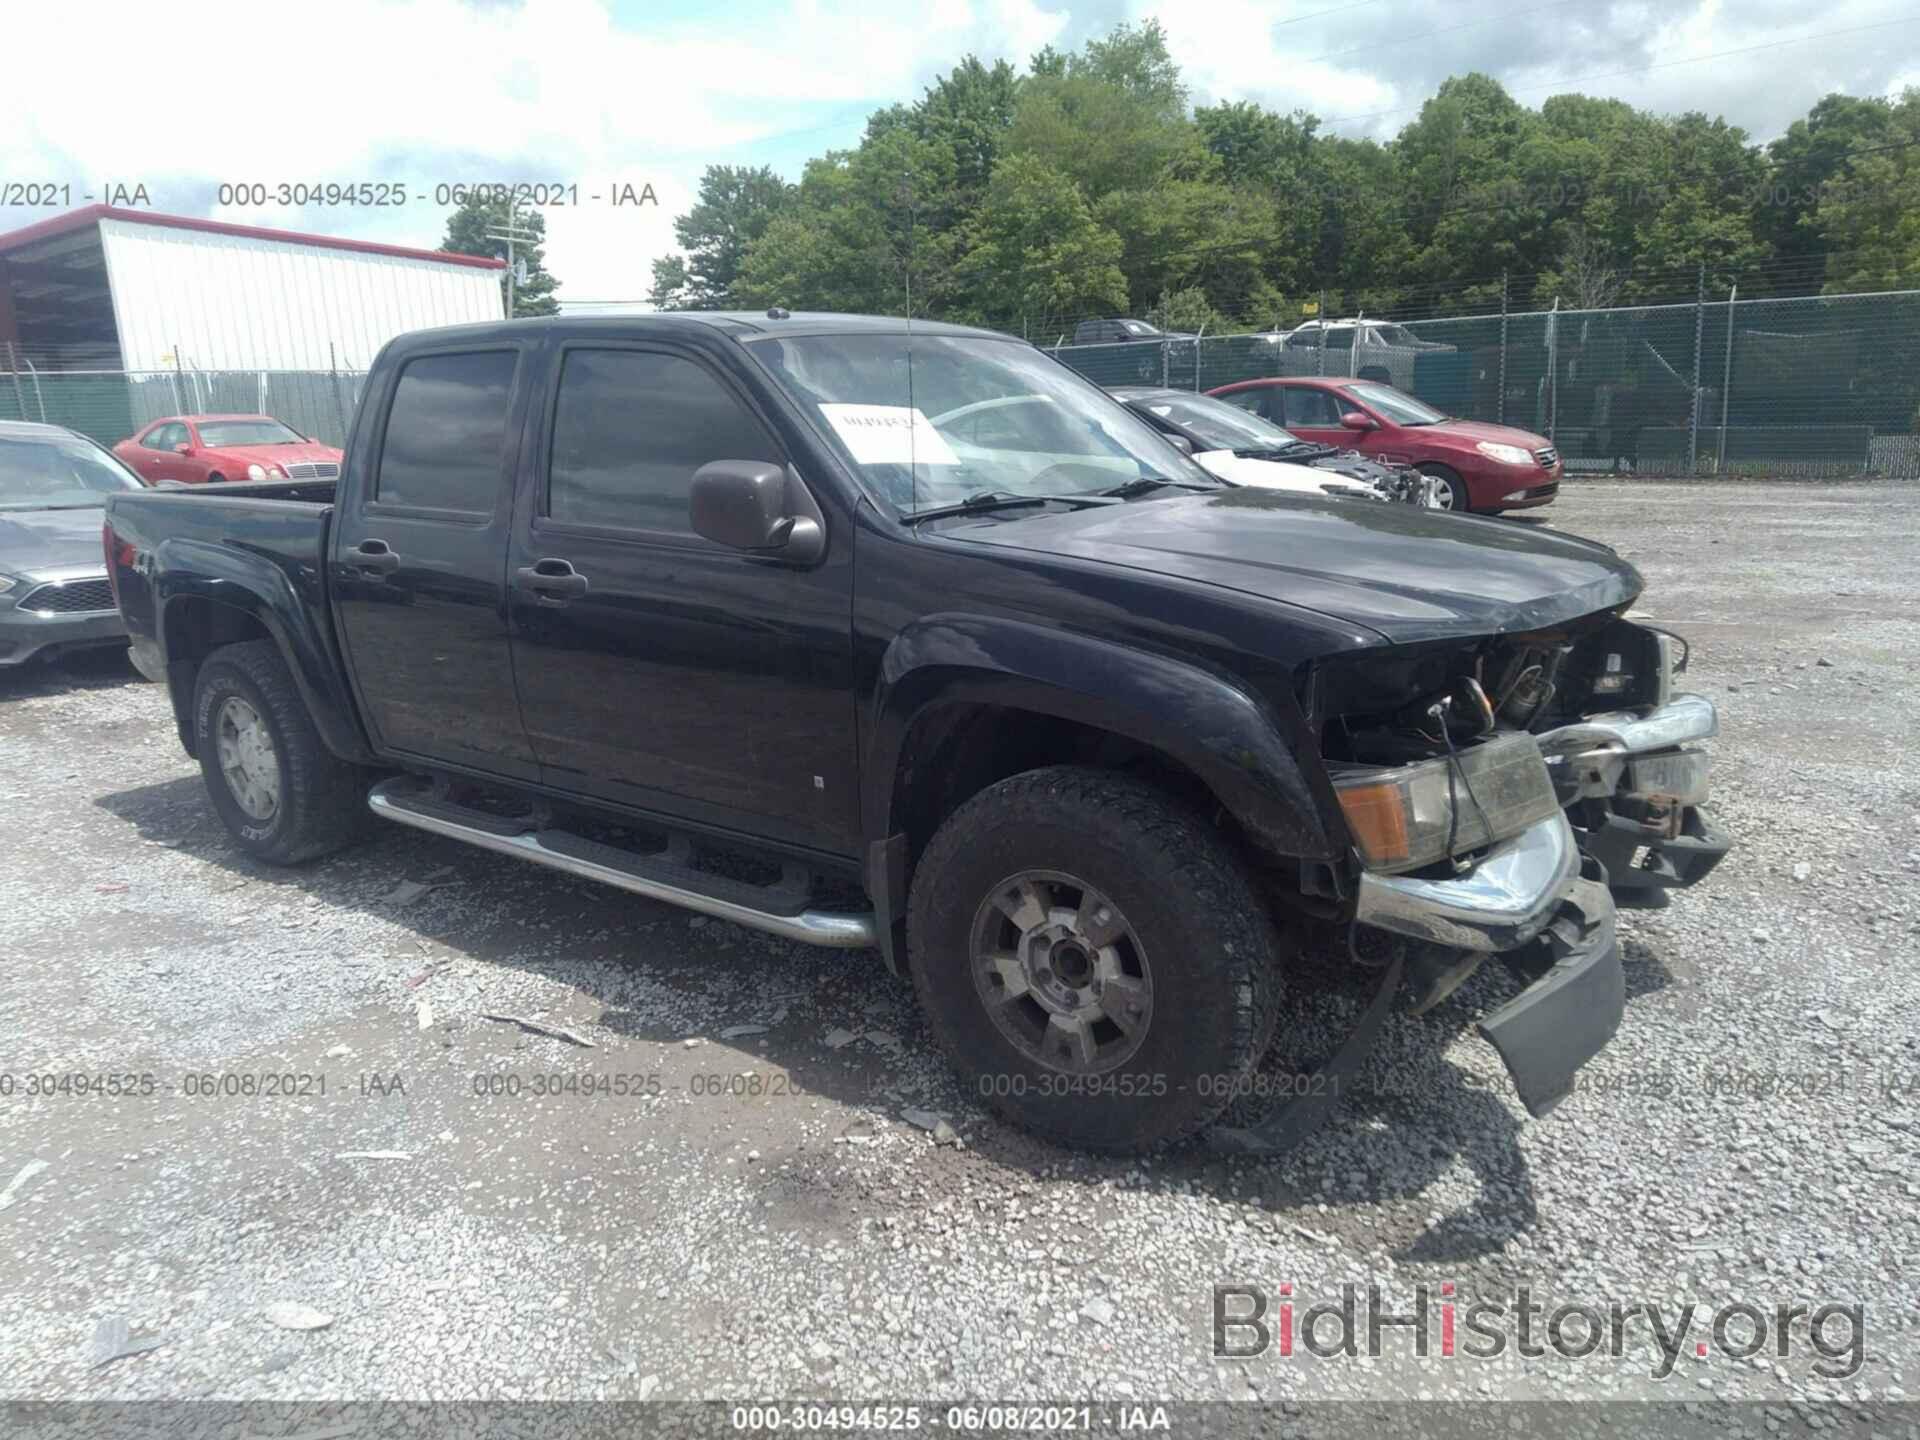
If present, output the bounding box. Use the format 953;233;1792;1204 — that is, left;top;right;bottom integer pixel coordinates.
907;766;1284;1152
192;640;368;864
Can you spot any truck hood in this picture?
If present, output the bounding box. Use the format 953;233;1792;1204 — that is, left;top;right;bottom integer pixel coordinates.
945;489;1640;644
0;505;109;580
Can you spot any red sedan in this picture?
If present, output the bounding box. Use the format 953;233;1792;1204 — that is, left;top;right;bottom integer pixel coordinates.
113;414;342;486
1206;377;1561;513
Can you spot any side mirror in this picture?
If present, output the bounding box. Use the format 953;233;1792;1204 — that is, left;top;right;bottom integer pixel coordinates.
1339;411;1375;431
689;460;825;564
1162;433;1194;455
175;443;195;455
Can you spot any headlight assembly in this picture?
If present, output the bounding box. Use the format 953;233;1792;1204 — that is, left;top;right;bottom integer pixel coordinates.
1332;733;1562;873
1476;441;1535;466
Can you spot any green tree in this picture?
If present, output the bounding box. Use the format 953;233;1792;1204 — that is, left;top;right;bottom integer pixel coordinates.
734;128;960;317
1812;89;1920;290
648;165;795;311
440;196;559;316
1095;178;1279;324
1760;93;1901;282
952;154;1127;327
1004;21;1204;202
1146;286;1228;333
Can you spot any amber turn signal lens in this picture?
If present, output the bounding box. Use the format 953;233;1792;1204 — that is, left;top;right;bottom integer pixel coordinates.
1335;781;1411;867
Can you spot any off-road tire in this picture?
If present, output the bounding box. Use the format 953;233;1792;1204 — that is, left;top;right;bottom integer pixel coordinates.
1418;462;1471;512
906;765;1285;1152
193;639;367;864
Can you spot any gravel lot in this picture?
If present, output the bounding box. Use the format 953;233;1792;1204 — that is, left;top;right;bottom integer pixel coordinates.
2;481;1916;1418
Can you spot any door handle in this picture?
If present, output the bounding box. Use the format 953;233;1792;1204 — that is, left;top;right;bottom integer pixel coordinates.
516;558;589;600
350;539;401;573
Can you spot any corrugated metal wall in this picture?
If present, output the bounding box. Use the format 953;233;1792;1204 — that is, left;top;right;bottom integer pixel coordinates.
97;219;503;372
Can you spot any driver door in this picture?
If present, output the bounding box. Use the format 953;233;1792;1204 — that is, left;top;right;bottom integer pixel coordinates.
506;340;857;851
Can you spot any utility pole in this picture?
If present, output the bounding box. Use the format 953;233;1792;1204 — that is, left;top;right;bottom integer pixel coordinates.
486;205;539;319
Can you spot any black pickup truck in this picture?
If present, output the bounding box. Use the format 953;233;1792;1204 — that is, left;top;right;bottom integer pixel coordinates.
104;312;1728;1152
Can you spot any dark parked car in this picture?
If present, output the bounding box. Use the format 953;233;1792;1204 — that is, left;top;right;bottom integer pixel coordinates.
1109;386;1439;506
105;312;1728;1152
1066;318;1198;384
0;420;145;669
1209;376;1562;513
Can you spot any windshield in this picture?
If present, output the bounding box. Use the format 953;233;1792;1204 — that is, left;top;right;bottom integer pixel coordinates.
0;436;146;510
196;419;305;447
745;333;1216;514
1344;382;1446;425
1141;393;1304;452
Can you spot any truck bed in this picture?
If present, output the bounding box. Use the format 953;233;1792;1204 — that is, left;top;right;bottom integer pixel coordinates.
104;477;342;702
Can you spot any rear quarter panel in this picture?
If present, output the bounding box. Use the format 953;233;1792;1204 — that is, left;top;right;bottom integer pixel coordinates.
105;481;371;761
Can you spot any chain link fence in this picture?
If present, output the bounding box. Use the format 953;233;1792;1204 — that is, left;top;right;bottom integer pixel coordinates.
0;359;369;450
9;288;1918;478
1048;288;1920;478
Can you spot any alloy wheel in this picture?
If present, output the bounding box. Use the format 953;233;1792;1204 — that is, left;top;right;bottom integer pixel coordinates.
215;696;281;821
969;870;1154;1074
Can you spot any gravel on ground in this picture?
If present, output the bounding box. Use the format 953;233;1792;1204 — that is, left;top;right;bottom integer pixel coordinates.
0;481;1914;1416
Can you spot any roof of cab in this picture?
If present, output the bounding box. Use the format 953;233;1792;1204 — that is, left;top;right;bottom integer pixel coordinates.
380;310;1018;354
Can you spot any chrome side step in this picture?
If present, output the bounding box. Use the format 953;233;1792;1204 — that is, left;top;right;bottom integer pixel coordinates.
366;778;877;949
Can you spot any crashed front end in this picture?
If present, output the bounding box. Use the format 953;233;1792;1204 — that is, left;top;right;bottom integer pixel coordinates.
1299;608;1728;1118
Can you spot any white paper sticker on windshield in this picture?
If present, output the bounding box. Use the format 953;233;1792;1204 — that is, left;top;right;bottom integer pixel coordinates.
819;404;960;467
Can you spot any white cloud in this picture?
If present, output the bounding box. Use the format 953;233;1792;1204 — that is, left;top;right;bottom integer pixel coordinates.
5;0;1912;302
3;0;1068;302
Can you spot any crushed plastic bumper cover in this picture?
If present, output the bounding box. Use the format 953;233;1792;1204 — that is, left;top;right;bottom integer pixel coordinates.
1210;877;1621;1150
1475;875;1623;1117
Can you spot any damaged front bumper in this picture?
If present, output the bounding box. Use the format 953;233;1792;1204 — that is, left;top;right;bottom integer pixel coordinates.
1537;692;1733;894
1353;810;1624;1116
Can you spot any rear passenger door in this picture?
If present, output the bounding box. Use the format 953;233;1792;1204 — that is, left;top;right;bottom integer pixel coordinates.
505;341;855;851
331;345;540;780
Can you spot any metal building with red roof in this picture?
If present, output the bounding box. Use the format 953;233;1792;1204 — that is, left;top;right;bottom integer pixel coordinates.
0;206;507;372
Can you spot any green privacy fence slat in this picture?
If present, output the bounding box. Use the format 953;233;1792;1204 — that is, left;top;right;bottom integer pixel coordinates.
0;370;370;449
1050;289;1920;478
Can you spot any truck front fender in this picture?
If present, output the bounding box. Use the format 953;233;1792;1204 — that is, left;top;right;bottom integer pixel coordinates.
865;615;1337;861
154;538;373;764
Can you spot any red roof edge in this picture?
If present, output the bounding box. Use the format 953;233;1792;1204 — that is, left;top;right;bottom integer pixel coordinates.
0;205;508;269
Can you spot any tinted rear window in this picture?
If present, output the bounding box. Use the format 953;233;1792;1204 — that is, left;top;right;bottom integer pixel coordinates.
376;351;517;513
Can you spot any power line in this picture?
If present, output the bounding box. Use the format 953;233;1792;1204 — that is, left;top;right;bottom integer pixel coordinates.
1316;15;1920;130
1274;0;1389;25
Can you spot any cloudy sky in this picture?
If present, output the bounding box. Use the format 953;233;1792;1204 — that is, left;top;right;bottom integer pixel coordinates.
4;0;1915;303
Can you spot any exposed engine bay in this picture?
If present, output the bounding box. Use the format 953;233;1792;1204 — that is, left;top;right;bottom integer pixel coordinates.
1310;608;1729;894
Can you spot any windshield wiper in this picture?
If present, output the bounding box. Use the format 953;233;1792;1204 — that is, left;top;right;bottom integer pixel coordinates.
1098;476;1216;499
906;490;1055;524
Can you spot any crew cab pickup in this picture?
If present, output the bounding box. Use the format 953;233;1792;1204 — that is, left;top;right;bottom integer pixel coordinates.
104;312;1729;1153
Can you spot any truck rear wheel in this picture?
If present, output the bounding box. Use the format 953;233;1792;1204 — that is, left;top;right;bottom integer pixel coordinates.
906;766;1284;1152
192;640;368;865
